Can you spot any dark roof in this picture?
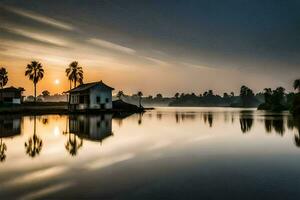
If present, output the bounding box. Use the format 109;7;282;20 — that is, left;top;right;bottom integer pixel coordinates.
66;81;114;93
0;86;24;92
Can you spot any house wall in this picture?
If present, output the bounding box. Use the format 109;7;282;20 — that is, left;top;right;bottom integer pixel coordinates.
89;87;113;109
0;91;22;104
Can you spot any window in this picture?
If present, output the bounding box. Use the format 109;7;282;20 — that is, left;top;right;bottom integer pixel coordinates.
96;96;100;103
105;98;109;103
79;96;84;104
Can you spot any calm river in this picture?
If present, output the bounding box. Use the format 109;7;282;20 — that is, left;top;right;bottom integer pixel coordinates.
1;107;300;200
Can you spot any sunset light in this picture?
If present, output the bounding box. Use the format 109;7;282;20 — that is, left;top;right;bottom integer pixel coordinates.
0;1;300;199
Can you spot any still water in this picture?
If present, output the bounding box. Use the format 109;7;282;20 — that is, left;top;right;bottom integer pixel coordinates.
1;107;300;200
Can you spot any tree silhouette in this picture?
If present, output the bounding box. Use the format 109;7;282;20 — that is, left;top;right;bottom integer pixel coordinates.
0;139;7;162
65;133;83;156
174;92;179;99
116;90;124;100
65;61;83;88
25;61;44;102
25;116;43;158
42;90;50;97
137;91;143;107
294;79;300;93
0;67;8;89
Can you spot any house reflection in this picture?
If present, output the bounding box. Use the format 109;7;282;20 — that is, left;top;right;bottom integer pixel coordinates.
0;115;22;163
69;114;113;143
0;115;21;138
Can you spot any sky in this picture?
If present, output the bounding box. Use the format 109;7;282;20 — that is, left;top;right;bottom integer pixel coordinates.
0;0;299;96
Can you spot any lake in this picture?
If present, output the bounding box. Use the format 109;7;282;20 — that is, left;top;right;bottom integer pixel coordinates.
1;107;300;200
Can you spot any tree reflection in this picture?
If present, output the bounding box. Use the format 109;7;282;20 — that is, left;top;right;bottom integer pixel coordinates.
0;139;7;162
25;116;43;158
65;133;83;156
293;117;300;148
272;119;285;136
138;113;143;125
203;112;213;127
264;119;272;133
239;111;253;133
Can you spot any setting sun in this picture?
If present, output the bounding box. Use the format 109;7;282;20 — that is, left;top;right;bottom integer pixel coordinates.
54;79;60;85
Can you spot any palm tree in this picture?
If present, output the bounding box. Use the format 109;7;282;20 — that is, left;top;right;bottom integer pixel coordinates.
25;116;43;158
65;133;83;156
0;139;7;162
116;90;124;100
25;61;44;102
294;79;300;93
137;91;143;107
0;67;8;89
65;61;83;89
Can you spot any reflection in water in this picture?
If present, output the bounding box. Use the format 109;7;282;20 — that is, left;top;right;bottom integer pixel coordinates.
264;116;286;136
24;116;43;158
138;113;143;125
265;119;272;133
0;115;21;138
69;115;113;143
2;109;300;199
239;111;253;133
174;112;197;124
272;118;285;136
0;109;300;164
292;117;300;148
0;139;7;162
203;112;213;127
65;133;83;156
0;115;22;163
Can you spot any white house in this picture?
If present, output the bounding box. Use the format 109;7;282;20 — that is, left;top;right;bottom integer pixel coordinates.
66;81;114;110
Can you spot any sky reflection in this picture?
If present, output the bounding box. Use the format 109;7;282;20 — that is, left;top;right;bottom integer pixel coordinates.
0;108;300;199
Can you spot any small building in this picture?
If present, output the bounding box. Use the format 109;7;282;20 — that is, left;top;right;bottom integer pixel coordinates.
66;81;114;110
0;87;24;104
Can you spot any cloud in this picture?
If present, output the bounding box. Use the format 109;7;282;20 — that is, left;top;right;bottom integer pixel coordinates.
3;5;74;31
181;62;218;71
1;24;69;47
87;38;136;54
144;56;169;66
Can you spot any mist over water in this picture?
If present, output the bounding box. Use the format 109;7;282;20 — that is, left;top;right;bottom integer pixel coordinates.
1;107;300;199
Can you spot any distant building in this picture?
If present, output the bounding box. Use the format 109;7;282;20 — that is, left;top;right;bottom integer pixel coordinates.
69;114;113;142
0;87;24;104
66;81;114;110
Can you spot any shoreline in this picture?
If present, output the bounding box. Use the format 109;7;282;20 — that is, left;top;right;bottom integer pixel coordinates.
0;103;153;116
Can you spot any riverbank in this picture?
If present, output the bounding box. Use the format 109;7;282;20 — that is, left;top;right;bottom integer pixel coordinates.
0;101;152;115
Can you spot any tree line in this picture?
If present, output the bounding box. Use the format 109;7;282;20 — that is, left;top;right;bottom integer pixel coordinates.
0;60;84;102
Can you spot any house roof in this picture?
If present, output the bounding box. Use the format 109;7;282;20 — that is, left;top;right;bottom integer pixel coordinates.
0;86;24;92
66;81;114;93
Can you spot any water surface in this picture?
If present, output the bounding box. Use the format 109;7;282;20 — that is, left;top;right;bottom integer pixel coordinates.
1;107;300;200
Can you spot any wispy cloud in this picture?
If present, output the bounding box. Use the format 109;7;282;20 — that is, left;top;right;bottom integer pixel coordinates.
1;24;69;47
3;6;74;31
182;62;217;71
144;56;169;66
87;38;136;54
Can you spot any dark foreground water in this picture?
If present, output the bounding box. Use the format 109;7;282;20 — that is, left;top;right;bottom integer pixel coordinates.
1;107;300;200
